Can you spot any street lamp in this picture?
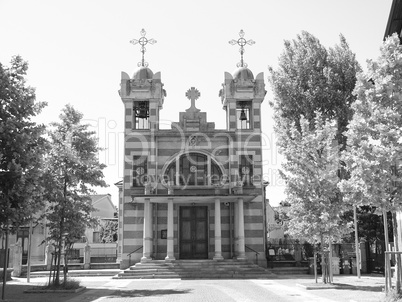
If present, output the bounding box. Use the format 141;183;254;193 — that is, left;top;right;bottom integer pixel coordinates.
1;189;9;301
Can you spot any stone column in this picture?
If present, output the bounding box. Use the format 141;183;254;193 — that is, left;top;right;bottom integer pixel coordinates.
45;242;54;270
83;243;91;269
165;198;176;261
213;198;223;260
237;198;246;260
233;201;239;258
142;198;152;262
11;239;22;277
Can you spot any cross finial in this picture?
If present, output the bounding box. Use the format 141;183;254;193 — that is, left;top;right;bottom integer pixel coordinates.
130;29;157;67
229;29;255;68
185;87;201;113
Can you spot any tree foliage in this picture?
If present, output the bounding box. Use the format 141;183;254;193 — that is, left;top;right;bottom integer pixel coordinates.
338;34;402;292
338;33;402;212
269;32;360;246
99;219;118;243
342;206;393;245
268;31;360;145
43;105;107;285
277;113;352;244
0;56;47;231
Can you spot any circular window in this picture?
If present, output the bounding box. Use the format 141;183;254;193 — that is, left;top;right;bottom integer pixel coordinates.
241;167;250;175
136;167;145;174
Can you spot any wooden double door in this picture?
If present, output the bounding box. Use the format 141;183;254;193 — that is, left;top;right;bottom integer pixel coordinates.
179;206;208;259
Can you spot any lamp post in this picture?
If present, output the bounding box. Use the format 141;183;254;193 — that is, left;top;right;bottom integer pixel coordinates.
27;218;33;283
1;226;9;301
1;189;9;301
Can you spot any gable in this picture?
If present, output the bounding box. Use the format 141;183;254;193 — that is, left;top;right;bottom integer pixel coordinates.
91;194;116;219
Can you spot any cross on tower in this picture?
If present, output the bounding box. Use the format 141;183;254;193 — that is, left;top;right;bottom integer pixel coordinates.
130;29;157;67
185;87;201;113
229;29;255;68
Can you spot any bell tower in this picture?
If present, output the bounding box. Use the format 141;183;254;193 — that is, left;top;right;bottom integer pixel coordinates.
119;29;165;131
220;30;266;131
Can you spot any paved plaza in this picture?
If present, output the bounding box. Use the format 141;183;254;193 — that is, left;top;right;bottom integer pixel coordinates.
0;275;389;302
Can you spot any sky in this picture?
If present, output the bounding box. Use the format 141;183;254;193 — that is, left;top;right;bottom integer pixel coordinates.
0;0;394;207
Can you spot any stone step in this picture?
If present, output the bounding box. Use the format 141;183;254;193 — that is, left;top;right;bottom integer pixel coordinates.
268;267;309;275
117;274;270;279
114;260;274;279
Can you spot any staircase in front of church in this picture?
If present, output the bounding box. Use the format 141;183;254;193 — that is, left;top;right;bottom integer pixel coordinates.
114;259;275;279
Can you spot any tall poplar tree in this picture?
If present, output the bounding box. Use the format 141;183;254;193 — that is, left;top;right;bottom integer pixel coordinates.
0;56;47;231
269;31;360;144
339;33;402;291
269;31;360;282
43;105;107;286
278;113;351;244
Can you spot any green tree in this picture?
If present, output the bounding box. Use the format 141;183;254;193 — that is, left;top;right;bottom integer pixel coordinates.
99;220;118;243
269;32;360;283
268;31;360;145
339;33;402;292
277;113;352;244
0;56;47;231
43;105;107;286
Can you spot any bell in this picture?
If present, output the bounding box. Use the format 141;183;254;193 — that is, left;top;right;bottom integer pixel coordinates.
239;109;247;121
137;107;148;119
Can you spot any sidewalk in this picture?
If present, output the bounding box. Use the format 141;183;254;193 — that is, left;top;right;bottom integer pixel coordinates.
273;274;388;302
296;274;386;290
0;273;391;302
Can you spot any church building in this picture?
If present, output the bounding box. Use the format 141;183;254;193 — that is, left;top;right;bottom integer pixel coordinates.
117;29;267;269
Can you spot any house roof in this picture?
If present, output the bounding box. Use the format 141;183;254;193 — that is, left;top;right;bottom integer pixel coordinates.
384;0;402;43
91;194;111;204
90;194;115;209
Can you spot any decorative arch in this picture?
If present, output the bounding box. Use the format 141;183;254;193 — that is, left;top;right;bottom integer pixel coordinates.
160;150;226;187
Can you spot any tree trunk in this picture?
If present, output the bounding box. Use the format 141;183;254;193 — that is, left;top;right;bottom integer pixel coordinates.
329;238;333;284
63;252;68;283
354;206;361;278
314;245;318;283
322;252;329;284
392;212;402;293
321;233;329;284
383;209;391;292
55;238;62;286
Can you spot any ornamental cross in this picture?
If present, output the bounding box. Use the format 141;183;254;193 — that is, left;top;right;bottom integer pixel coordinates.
185;87;201;112
130;29;157;67
229;29;255;68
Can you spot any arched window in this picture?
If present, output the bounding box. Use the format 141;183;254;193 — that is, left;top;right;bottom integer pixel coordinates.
165;161;176;185
180;153;207;186
164;152;223;186
211;160;223;185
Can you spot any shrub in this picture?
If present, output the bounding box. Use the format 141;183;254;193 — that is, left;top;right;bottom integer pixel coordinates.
45;278;81;290
381;289;402;302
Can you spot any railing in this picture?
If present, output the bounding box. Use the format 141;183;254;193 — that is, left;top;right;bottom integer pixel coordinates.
72;242;118;263
127;246;143;267
245;245;259;264
266;242;313;262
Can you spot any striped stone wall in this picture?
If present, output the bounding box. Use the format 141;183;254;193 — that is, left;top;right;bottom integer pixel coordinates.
118;67;267;268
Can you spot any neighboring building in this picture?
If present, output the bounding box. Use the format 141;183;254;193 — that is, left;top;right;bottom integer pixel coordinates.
266;201;285;242
117;32;268;269
83;194;117;244
384;0;402;43
5;194;116;266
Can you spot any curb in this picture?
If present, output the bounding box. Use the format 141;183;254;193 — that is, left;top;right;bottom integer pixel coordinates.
24;286;86;293
296;283;354;290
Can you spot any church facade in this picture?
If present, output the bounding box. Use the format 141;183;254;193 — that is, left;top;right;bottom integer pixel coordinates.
116;32;267;269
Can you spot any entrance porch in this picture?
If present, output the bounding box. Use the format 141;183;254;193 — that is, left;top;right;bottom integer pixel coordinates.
130;195;257;264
